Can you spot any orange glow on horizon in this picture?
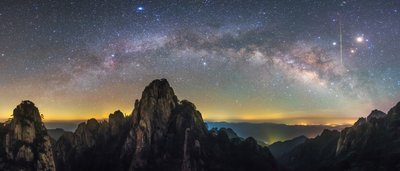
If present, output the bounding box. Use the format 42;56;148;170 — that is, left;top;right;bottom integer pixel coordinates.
0;99;357;126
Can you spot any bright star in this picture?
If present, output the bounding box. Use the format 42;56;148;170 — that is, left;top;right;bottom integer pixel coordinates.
202;62;207;66
356;36;364;43
137;6;144;11
332;42;337;46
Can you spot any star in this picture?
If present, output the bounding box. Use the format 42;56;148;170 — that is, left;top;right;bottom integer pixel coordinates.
356;36;364;43
332;42;337;46
136;6;144;12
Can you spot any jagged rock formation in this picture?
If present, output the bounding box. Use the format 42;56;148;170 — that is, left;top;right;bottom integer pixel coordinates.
55;111;131;171
55;79;278;171
269;135;307;159
0;100;56;171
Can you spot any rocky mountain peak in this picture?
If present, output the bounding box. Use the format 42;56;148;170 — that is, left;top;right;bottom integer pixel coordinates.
123;79;206;169
109;110;124;119
1;100;56;171
12;100;42;125
366;109;386;122
140;78;178;104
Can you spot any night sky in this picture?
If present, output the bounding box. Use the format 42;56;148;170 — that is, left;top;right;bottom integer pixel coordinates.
0;0;399;125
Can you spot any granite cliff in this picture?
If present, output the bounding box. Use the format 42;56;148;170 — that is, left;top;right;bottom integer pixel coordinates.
0;101;56;171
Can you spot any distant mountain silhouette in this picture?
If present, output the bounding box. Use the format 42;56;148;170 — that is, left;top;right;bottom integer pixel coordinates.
47;128;68;141
207;122;348;145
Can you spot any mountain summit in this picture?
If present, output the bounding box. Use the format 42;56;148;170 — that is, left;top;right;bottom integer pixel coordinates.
122;78;209;170
0;101;56;170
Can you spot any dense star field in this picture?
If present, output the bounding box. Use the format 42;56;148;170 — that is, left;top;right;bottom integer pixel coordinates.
0;0;399;124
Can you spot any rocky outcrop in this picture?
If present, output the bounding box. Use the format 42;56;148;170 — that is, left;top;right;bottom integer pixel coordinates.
366;109;386;122
122;79;181;168
109;110;125;136
0;100;56;171
55;111;131;171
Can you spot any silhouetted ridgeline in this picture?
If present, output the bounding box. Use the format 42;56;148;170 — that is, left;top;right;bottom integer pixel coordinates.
207;122;348;145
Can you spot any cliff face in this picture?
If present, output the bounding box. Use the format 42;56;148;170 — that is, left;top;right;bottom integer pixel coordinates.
333;104;400;170
121;79;208;170
0;101;56;171
276;102;400;171
335;110;387;156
